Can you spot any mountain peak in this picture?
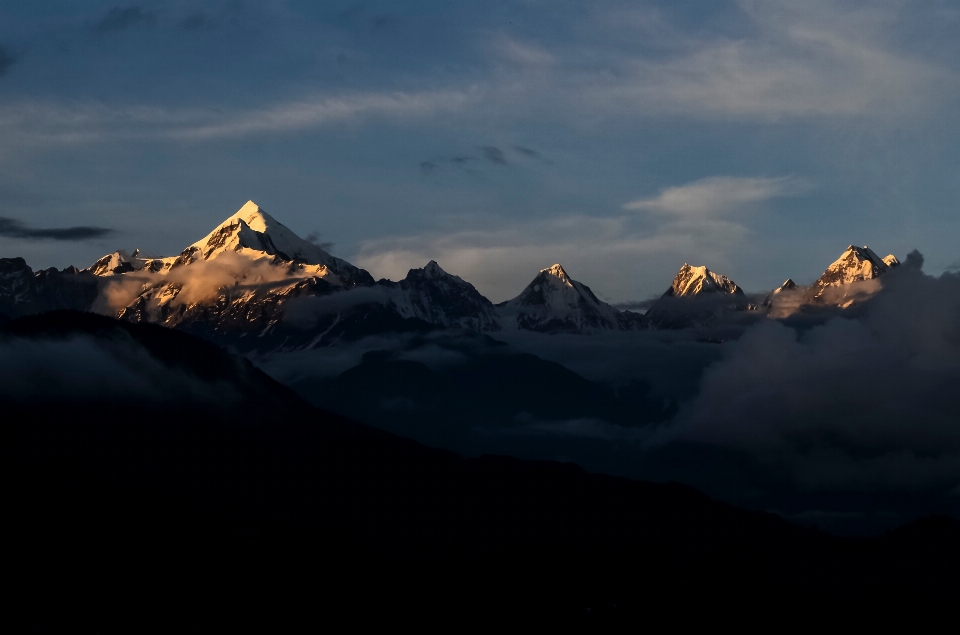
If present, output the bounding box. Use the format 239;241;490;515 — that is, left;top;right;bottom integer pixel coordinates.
220;200;274;233
667;263;742;297
423;260;447;277
813;244;892;297
542;263;569;280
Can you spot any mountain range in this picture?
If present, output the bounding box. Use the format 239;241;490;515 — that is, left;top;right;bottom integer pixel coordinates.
0;201;904;347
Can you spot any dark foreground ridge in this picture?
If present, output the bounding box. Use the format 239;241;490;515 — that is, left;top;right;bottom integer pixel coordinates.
5;312;959;627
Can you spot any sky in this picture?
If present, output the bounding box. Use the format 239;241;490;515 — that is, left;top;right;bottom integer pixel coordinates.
1;0;959;303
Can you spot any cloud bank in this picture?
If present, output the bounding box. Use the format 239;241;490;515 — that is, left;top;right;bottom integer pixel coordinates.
662;263;960;493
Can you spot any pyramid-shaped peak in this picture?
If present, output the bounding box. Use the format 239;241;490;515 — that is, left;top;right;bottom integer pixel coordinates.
220;200;278;232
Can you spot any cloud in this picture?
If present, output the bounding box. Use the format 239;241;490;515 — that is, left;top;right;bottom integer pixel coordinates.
947;260;960;272
481;146;507;165
0;217;114;241
624;176;810;216
578;0;956;119
303;231;335;251
420;161;437;174
0;334;241;406
0;44;18;77
493;36;555;67
659;263;960;493
95;252;320;316
174;90;478;140
512;146;540;159
0;89;480;153
94;6;155;33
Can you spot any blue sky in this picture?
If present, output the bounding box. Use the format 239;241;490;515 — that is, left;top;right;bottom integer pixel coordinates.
1;0;959;302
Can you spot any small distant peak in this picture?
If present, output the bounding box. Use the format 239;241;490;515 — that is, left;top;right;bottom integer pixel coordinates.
773;278;796;294
883;254;900;267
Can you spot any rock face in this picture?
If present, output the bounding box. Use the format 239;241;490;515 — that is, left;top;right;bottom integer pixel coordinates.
497;263;646;333
665;264;744;298
389;260;500;331
646;264;749;328
0;257;99;319
811;245;893;299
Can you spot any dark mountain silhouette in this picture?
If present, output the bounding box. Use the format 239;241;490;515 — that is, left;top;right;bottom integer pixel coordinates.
6;311;958;627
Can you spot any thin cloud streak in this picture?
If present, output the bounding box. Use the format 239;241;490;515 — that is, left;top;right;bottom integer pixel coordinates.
0;217;114;241
0;89;481;151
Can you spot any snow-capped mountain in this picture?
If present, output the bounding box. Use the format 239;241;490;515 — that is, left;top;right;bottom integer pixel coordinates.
172;201;371;288
811;245;897;300
497;263;646;333
111;201;375;340
646;264;750;328
388;260;500;331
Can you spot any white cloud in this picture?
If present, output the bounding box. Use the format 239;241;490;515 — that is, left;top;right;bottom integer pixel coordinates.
624;176;810;216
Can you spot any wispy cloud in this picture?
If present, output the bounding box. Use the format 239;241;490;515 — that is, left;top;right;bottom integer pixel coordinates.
481;146;507;165
624;176;810;216
0;89;480;152
0;217;114;241
492;36;556;67
573;0;956;120
176;90;478;140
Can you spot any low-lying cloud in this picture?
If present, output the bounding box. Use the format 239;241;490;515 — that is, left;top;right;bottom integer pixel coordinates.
661;262;960;493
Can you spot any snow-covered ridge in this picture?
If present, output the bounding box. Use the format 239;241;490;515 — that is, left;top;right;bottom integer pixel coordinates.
388;260;500;331
498;263;645;332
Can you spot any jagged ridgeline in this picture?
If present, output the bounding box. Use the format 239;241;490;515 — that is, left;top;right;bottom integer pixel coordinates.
0;201;904;349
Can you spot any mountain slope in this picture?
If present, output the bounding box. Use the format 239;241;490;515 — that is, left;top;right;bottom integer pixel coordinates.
388;260;500;331
0;257;99;319
7;311;959;628
498;264;646;332
812;245;896;300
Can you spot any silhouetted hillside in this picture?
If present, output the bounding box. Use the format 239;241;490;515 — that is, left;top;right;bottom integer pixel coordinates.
5;312;958;627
